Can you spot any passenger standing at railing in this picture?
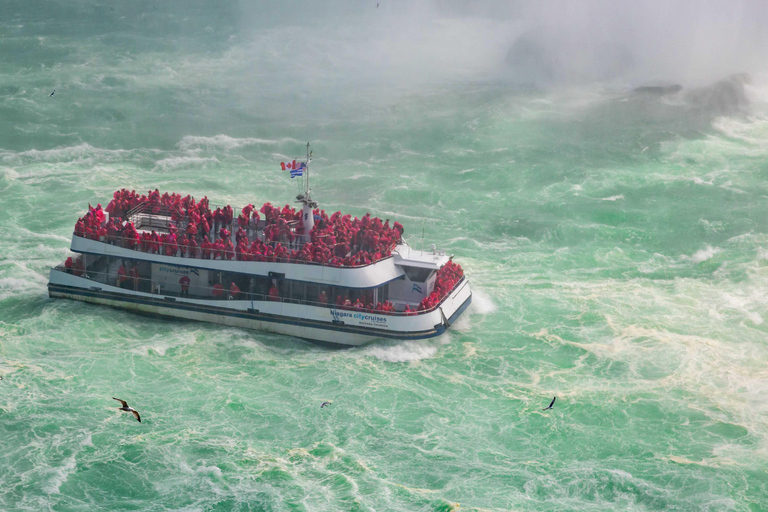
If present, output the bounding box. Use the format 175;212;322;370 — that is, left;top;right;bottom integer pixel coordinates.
235;227;246;244
65;257;73;274
229;282;240;300
248;211;259;238
318;290;328;304
75;219;85;237
150;231;160;254
212;282;225;298
186;221;197;239
201;236;212;259
179;275;190;297
213;208;223;234
199;217;210;238
188;236;198;258
213;239;224;260
107;220;118;245
237;213;248;230
268;284;280;301
116;263;126;287
178;234;188;257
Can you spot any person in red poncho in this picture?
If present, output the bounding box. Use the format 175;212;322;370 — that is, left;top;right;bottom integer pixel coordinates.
201;236;212;259
212;282;225;299
179;275;190;297
268;283;280;302
116;263;127;288
229;282;240;300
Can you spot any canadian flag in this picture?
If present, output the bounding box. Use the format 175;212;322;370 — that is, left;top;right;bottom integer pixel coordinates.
281;160;297;171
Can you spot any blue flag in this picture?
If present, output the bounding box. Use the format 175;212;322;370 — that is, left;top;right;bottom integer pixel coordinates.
290;162;306;178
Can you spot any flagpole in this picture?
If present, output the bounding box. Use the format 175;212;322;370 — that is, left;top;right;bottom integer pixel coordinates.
305;142;311;199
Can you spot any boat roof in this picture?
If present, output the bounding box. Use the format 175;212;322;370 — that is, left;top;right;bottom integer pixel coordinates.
393;243;451;270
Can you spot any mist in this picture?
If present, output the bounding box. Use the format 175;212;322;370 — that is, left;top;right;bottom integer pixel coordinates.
219;0;768;113
234;1;767;89
5;0;768;151
509;0;768;86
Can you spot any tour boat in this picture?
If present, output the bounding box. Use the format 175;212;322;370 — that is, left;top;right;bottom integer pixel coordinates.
48;145;472;346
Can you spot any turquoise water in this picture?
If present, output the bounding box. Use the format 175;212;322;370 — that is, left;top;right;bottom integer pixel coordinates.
2;3;768;510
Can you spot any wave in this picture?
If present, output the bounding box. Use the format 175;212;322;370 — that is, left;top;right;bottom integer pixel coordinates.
178;135;302;152
0;143;134;165
356;340;439;362
154;155;219;171
688;245;720;263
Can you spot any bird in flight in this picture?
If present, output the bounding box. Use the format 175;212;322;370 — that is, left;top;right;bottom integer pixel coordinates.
321;401;331;408
542;396;556;411
50;90;55;97
113;397;141;422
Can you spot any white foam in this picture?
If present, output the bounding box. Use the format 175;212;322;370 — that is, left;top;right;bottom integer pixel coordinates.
195;464;223;478
0;277;36;301
44;455;76;494
177;134;302;152
154;156;219;171
359;340;438;362
599;194;624;201
0;143;132;165
688;245;720;263
0;166;20;181
469;288;496;315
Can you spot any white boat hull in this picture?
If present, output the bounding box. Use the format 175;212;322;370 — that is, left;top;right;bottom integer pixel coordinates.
48;269;472;347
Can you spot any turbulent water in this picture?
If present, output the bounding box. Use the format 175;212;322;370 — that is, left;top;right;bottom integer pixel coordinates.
2;2;768;511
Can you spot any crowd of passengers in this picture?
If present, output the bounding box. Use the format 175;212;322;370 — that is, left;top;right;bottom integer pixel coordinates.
416;260;463;311
70;189;465;313
74;189;406;267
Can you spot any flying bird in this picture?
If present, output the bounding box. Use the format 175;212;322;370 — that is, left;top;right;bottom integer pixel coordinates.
543;396;556;411
321;401;331;408
50;90;55;97
113;397;141;422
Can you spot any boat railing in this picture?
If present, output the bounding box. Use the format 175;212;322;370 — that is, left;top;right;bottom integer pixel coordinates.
50;266;433;316
71;233;399;269
123;201;268;234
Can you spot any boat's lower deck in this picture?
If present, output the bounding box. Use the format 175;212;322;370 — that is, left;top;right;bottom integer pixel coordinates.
48;269;472;346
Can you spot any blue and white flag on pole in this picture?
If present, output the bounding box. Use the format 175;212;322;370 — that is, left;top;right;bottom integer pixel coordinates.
290;161;306;178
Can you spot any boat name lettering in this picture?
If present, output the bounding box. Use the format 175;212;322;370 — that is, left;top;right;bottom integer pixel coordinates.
330;309;387;323
157;266;199;276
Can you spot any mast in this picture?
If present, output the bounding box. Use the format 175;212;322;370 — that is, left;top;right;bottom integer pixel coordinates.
305;142;311;200
297;142;317;242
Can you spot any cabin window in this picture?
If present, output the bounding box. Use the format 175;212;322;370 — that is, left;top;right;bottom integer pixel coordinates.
402;266;434;282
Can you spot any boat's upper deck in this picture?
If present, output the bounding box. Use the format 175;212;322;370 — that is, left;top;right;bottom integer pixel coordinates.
74;189;406;269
